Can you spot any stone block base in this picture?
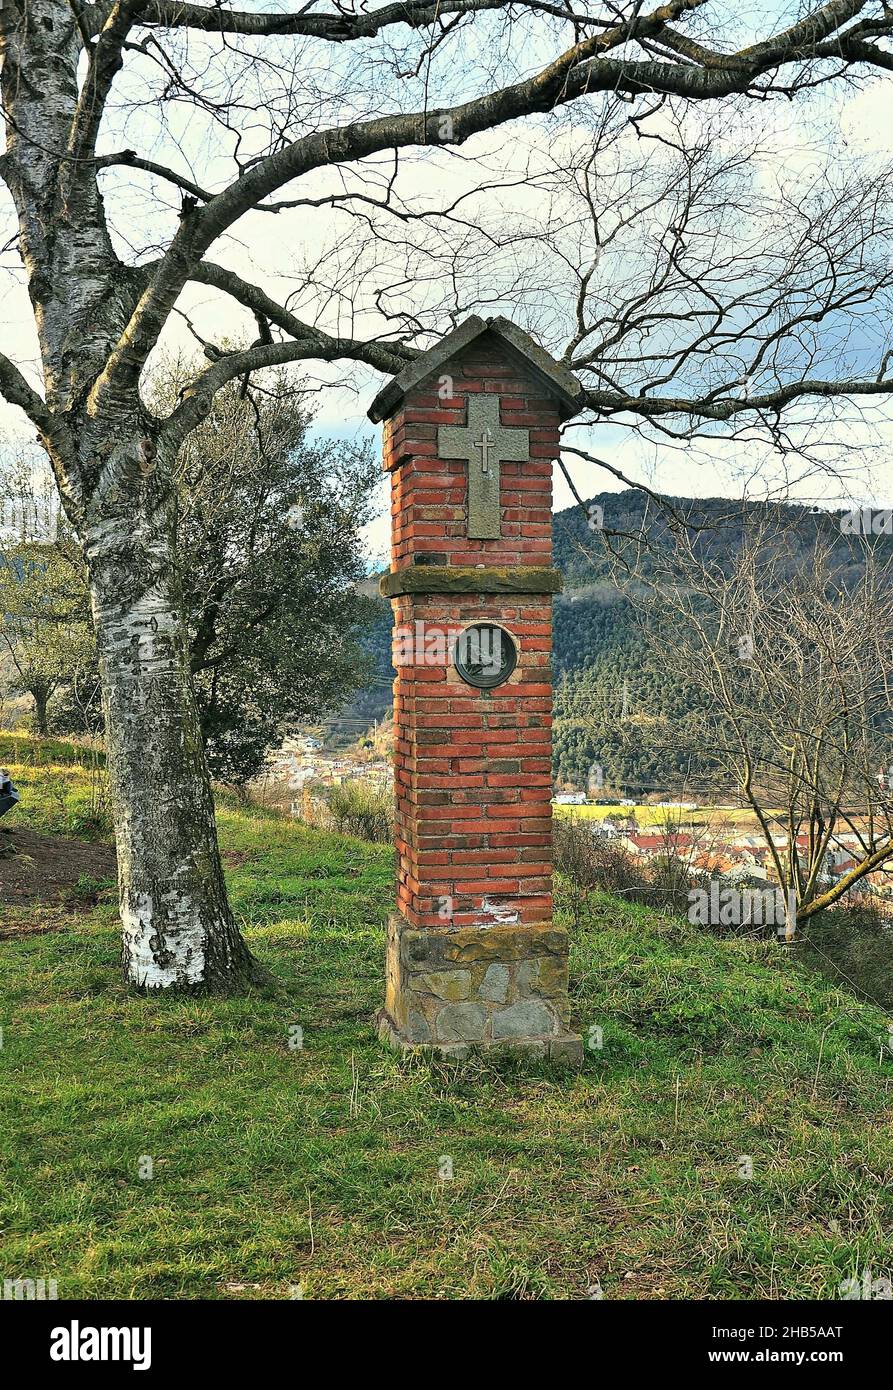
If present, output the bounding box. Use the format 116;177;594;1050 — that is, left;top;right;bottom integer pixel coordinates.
379;914;583;1064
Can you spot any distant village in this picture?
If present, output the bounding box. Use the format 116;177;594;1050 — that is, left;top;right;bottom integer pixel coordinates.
255;731;393;815
254;735;893;913
595;820;887;895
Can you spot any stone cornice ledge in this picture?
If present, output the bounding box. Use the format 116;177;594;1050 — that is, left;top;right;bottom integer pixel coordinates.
380;565;564;597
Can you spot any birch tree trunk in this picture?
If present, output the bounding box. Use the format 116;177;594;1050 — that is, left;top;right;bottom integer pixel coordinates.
83;442;261;992
0;5;259;992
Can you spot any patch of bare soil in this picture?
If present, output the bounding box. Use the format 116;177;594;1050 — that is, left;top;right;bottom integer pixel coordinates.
222;850;254;868
0;826;116;926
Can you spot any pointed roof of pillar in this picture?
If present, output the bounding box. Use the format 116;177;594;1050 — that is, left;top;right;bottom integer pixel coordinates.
367;315;585;423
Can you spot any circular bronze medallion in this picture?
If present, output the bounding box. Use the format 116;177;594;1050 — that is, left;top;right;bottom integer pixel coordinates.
454;623;517;689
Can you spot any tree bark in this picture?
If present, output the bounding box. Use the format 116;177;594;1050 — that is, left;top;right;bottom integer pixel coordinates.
32;689;50;737
84;469;261;992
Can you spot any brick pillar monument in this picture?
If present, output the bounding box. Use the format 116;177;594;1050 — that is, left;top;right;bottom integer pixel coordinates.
369;316;584;1062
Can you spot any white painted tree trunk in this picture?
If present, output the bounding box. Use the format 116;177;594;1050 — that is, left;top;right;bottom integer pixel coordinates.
85;494;260;992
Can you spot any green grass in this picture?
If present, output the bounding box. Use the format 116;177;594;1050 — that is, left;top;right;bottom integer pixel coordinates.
1;753;110;841
0;730;104;769
2;760;893;1298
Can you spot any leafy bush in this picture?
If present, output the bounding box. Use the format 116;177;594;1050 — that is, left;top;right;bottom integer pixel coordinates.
325;780;393;843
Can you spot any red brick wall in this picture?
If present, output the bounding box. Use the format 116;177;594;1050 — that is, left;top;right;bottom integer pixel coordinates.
384;332;558;568
386;332;557;931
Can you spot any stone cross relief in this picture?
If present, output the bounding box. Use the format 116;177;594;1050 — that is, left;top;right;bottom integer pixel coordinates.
437;393;530;539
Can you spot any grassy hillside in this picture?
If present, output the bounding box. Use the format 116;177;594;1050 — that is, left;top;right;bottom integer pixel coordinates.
1;757;892;1298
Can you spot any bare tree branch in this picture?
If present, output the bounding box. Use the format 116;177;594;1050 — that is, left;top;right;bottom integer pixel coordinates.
0;353;54;434
580;372;893;423
66;0;144;171
85;0;519;41
188;261;418;374
91;0;893;405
